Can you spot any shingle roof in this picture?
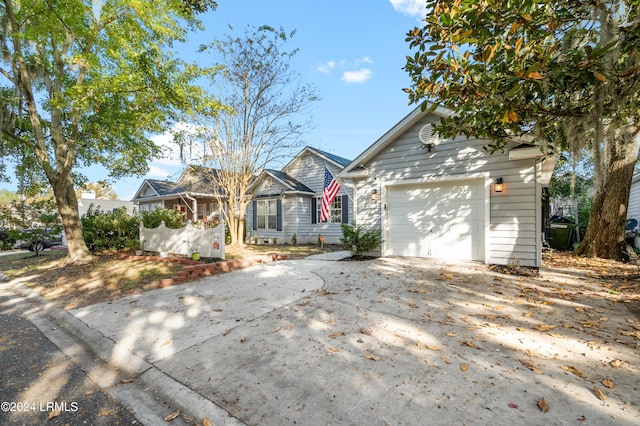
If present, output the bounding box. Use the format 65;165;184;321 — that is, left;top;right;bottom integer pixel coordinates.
308;147;351;167
266;169;313;193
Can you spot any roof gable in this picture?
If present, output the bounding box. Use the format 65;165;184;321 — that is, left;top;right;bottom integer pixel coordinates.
250;169;314;195
283;146;351;174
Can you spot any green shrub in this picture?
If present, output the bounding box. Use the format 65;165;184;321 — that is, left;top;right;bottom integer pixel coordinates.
140;207;185;229
0;229;16;250
340;223;383;256
81;206;140;252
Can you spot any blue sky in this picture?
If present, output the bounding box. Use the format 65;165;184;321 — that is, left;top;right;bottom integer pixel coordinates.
5;1;428;200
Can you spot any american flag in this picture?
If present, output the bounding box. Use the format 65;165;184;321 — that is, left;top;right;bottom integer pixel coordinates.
321;167;340;222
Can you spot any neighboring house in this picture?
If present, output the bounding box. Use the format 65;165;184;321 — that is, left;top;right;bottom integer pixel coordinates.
628;174;640;227
339;105;556;267
245;147;353;245
131;166;225;223
77;192;135;217
627;174;640;246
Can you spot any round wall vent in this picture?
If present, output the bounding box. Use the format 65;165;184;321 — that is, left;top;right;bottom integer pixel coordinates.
418;124;438;145
305;156;315;167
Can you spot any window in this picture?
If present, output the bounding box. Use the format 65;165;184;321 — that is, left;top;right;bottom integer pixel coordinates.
256;199;277;230
197;203;208;219
316;196;342;223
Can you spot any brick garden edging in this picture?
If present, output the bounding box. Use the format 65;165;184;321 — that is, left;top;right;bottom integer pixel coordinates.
120;253;288;288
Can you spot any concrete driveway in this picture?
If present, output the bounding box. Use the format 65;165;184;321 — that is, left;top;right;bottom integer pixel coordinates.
67;255;639;425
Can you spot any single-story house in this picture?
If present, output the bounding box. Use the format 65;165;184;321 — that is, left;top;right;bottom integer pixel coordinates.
339;105;556;267
245;146;353;245
131;166;225;223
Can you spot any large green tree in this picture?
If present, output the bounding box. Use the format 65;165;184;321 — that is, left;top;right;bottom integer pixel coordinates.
404;0;640;259
0;0;219;263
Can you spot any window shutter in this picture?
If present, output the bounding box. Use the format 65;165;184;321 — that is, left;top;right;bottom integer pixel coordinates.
311;197;317;224
342;194;349;223
252;200;257;230
276;199;283;231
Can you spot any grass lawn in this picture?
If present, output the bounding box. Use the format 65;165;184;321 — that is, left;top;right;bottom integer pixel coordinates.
0;244;344;309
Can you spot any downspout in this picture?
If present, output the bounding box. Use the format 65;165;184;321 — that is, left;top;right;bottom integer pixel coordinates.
184;193;198;222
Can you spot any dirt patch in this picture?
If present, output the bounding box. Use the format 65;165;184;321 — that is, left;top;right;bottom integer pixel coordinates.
0;244;344;309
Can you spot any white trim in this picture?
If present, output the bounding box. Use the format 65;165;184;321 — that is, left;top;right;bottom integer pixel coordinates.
380;172;490;263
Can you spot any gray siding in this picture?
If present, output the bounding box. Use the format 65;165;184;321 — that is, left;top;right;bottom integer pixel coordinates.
628;174;640;227
352;115;541;267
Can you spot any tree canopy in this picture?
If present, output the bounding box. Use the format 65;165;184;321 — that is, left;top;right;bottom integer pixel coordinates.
0;0;219;262
404;0;640;259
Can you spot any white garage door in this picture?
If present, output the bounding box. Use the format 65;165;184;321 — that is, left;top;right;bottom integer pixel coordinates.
385;180;485;261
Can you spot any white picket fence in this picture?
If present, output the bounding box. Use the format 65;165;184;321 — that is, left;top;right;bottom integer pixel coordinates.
140;221;225;259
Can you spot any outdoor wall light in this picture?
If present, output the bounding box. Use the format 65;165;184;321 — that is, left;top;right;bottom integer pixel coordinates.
370;189;380;201
495;177;504;193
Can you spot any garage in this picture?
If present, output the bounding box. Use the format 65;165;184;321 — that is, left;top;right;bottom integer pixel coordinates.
384;179;486;261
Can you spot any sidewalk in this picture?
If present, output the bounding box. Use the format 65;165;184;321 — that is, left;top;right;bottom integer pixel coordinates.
2;254;639;425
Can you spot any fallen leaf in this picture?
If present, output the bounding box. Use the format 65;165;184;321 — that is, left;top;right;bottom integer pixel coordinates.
441;357;451;364
534;324;556;332
445;332;458;337
508;403;518;408
359;328;371;335
424;359;437;367
328;346;340;353
460;364;469;371
601;378;614;389
48;409;61;420
537;397;549;412
461;340;481;349
610;359;622;368
203;418;213;426
120;378;136;384
329;332;345;339
164;410;181;421
561;365;586;378
364;354;381;361
593;386;606;401
519;359;543;374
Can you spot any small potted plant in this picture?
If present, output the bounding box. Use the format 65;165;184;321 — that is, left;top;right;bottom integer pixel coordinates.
184;239;200;261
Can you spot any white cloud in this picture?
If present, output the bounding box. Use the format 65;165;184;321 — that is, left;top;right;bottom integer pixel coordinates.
146;164;173;178
356;56;373;65
317;60;336;74
341;68;373;84
389;0;425;17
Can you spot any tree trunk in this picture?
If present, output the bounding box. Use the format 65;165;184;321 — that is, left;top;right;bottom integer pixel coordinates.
53;177;93;264
575;143;637;260
236;217;245;248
